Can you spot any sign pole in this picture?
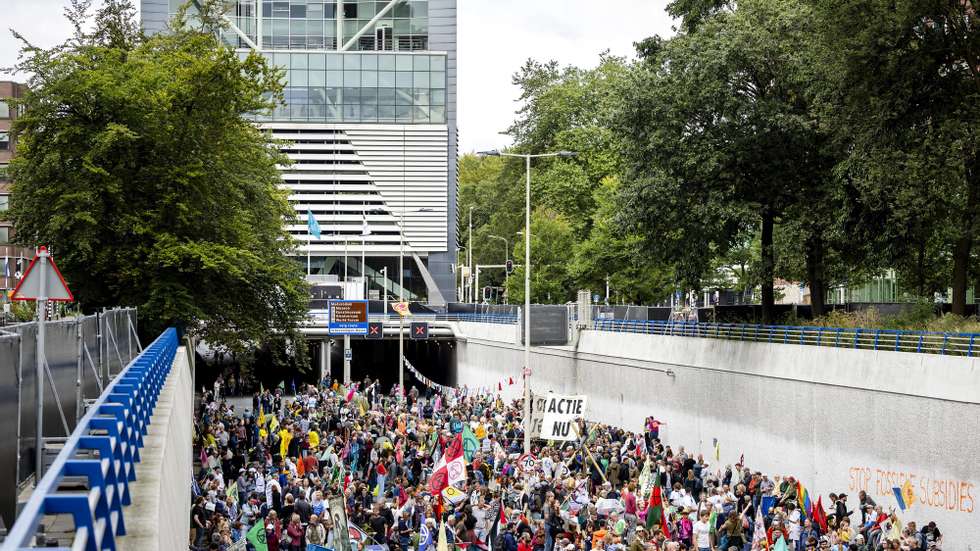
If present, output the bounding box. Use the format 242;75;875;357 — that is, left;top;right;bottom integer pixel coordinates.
343;334;351;384
34;248;48;481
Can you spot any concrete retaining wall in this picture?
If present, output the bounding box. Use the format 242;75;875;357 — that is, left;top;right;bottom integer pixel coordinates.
118;346;194;551
454;327;980;545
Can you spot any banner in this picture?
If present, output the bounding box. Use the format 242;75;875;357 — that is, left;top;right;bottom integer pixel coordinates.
328;496;352;551
392;302;411;317
534;393;587;441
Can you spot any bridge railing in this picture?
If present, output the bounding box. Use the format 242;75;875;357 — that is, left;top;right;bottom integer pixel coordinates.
592;319;979;357
2;327;179;551
367;313;519;325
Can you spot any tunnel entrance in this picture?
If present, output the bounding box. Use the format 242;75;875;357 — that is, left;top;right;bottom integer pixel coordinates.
306;337;457;391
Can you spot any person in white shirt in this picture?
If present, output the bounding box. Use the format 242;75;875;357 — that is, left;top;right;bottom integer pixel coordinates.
786;503;802;548
692;510;712;551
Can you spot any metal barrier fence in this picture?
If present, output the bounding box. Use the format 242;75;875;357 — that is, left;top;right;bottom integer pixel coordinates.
1;327;178;551
592;319;980;357
0;308;139;529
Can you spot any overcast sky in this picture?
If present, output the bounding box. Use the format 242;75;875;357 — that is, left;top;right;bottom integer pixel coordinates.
0;0;676;152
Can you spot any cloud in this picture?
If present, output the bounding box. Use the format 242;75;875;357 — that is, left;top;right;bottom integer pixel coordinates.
457;0;676;153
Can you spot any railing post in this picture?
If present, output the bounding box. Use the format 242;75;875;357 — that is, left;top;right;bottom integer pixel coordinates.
895;331;901;352
817;327;823;346
873;329;880;351
853;328;861;349
969;335;975;358
835;328;841;347
941;333;948;355
917;333;924;353
799;326;805;346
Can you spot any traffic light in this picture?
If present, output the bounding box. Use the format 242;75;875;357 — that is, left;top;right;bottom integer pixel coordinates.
505;259;513;274
483;286;492;301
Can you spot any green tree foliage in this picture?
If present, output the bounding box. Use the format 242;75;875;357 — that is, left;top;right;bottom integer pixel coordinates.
6;0;309;358
505;209;576;304
811;0;980;314
617;0;842;320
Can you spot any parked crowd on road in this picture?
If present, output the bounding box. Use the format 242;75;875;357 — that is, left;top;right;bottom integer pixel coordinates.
190;378;944;551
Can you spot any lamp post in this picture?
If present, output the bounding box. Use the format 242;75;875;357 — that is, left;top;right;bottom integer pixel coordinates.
397;206;432;400
488;234;509;304
477;149;577;453
468;206;479;303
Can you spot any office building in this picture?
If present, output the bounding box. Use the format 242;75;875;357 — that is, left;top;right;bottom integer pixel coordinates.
0;81;35;290
142;0;458;303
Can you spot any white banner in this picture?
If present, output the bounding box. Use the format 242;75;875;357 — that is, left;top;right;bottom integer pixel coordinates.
533;393;587;441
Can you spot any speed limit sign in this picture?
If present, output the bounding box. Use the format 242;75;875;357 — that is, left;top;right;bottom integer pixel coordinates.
517;453;538;472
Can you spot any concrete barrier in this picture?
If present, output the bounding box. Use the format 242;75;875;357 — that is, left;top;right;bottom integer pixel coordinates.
454;326;980;544
117;346;193;551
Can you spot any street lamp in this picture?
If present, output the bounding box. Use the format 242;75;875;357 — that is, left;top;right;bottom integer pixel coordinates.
468;206;480;303
397;206;433;400
488;234;509;305
477;148;577;454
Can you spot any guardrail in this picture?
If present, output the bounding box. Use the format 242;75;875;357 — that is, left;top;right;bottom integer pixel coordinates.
592;319;979;357
2;327;179;551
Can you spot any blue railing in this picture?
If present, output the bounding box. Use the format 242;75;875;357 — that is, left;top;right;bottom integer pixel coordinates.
2;328;179;551
592;319;979;357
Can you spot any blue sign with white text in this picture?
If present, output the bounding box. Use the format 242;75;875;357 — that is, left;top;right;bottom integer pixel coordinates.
328;300;369;335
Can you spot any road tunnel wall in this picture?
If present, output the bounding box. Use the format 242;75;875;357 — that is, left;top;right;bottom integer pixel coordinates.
453;324;980;544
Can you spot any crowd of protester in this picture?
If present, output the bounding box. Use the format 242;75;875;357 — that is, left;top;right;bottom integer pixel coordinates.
191;377;944;551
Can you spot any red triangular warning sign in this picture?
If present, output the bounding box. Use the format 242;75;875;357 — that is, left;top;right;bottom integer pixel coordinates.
11;246;74;302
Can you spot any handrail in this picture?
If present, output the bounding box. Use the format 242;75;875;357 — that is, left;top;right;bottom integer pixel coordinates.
2;327;179;551
591;319;980;357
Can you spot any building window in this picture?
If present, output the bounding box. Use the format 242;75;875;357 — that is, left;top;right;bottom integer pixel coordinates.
0;228;9;244
0;131;9;150
0;101;9;118
0;196;8;212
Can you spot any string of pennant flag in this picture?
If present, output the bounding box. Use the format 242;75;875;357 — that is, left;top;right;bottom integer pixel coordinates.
402;358;519;397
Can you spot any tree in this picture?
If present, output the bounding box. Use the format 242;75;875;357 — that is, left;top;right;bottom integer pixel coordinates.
812;0;980;314
505;209;576;304
6;0;309;357
618;0;836;321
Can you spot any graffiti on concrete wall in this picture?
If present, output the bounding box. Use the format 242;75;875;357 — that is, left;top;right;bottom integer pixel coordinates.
848;466;975;514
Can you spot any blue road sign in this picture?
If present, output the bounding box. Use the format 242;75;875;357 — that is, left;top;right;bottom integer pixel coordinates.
328;300;369;335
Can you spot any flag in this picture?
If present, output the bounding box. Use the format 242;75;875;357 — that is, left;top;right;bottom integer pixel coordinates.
751;506;767;550
645;473;668;536
226;481;239;503
428;434;465;494
437;521;449;551
714;439;720;461
773;534;788;551
892;487;906;511
508;377;513;385
258;404;266;427
488;498;506;551
307;210;321;239
812;496;828;533
361;213;372;236
797;482;811;519
279;430;293;459
462;425;479;462
246;521;268;551
761;496;777;517
901;479;915;509
269;416;280;432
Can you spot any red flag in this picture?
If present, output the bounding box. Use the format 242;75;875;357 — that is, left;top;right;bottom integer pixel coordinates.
508;377;514;385
428;434;465;494
498;382;502;391
812;496;828;533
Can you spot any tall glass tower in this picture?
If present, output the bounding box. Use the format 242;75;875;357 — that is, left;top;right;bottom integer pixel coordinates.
142;0;458;303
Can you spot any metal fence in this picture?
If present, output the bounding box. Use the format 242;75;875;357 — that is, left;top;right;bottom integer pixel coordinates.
592;319;980;357
1;327;177;551
366;312;520;325
0;308;139;529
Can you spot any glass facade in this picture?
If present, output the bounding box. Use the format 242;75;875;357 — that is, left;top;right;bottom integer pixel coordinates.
172;0;429;51
249;50;447;123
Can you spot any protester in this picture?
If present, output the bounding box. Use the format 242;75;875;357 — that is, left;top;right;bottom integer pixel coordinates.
189;379;944;551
